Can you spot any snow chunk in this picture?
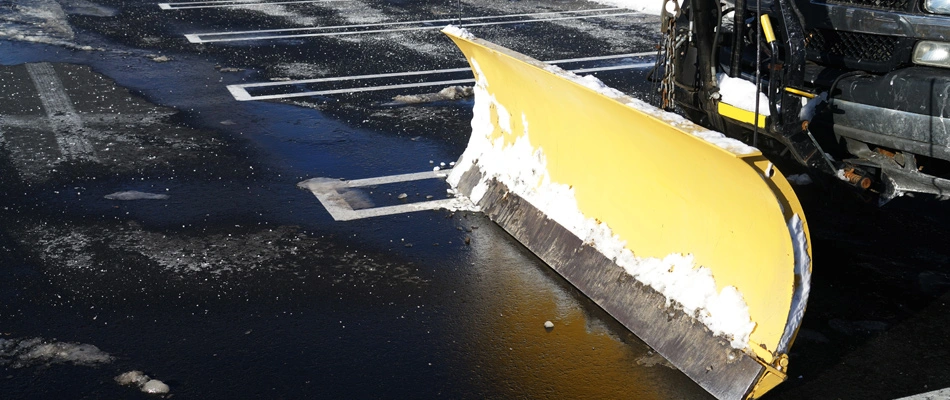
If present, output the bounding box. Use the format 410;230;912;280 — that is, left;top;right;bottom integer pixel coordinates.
0;337;113;368
835;169;849;182
718;73;771;116
442;25;475;40
146;54;171;63
115;371;150;386
116;370;171;395
142;379;170;394
104;191;169;201
449;56;760;350
388;85;473;105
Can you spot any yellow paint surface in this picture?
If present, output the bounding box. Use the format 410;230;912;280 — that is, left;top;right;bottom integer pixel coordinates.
446;30;812;378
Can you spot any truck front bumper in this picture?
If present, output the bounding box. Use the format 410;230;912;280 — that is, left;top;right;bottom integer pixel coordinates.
814;66;950;161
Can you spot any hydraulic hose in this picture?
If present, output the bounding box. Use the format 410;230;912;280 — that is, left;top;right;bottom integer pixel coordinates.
691;0;725;130
730;0;745;77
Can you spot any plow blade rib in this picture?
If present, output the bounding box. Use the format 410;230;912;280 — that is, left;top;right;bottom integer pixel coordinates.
444;29;812;400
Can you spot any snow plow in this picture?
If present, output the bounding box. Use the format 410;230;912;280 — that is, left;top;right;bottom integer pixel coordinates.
442;28;811;399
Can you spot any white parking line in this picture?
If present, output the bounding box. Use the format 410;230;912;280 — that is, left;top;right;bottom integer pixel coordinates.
298;170;476;221
232;52;655;89
895;387;950;400
25;63;99;162
228;62;656;101
159;0;348;10
185;8;638;43
191;7;621;36
0;113;173;135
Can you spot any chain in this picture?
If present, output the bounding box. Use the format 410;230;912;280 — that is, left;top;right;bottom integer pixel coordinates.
658;0;680;111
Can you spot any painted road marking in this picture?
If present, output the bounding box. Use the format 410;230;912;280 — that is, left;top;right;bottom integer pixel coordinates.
159;0;348;10
232;52;655;90
25;63;99;162
185;8;637;43
0;113;172;133
228;62;656;100
895;387;950;400
188;7;620;38
298;170;476;221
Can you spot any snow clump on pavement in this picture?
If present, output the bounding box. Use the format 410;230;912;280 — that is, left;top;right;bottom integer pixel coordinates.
116;370;171;394
0;337;113;368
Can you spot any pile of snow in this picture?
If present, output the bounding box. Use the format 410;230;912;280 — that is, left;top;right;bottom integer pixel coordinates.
448;58;760;349
0;337;113;368
116;370;170;394
589;0;665;15
104;191;169;201
442;25;475;40
717;73;771;116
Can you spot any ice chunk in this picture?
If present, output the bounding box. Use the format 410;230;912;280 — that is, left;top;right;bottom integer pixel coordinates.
543;321;554;329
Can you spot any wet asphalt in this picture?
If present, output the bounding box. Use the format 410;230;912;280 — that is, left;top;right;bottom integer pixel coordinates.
1;0;949;399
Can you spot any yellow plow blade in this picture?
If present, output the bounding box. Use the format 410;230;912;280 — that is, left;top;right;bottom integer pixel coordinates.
443;29;812;400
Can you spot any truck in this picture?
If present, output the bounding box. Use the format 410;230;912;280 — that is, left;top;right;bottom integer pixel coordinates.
668;0;950;203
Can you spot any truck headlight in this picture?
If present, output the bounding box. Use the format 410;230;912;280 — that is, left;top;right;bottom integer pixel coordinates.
926;0;950;14
913;41;950;68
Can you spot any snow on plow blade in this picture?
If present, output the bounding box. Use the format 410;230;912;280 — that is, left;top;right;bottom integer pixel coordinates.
443;28;812;399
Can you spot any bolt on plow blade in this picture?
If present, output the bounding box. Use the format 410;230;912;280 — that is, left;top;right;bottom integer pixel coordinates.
442;28;813;400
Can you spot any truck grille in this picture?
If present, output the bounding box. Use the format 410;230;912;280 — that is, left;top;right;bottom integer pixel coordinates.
805;29;899;63
825;0;910;11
